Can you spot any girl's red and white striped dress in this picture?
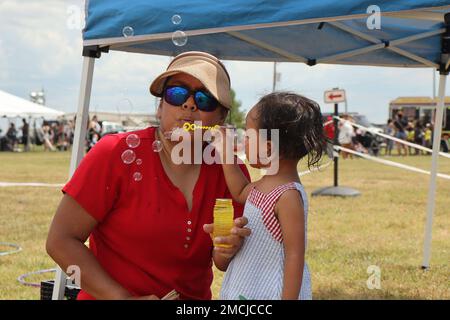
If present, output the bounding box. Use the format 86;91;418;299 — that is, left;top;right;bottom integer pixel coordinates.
220;182;312;300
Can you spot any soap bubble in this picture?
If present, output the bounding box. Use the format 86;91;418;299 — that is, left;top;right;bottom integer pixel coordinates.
204;132;214;144
163;130;173;140
152;140;163;152
163;127;180;140
136;158;142;165
121;149;136;164
171;15;182;25
126;134;140;148
122;26;134;37
133;172;143;182
172;30;188;46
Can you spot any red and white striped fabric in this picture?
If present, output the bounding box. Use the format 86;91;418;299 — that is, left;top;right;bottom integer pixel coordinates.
247;182;298;242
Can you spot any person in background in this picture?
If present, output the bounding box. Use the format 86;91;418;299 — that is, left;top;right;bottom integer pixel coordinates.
0;129;7;151
414;121;424;156
50;123;58;146
67;119;75;145
441;133;449;153
42;123;56;152
6;123;18;151
56;122;68;151
87;115;102;153
90;115;102;135
323;115;335;159
406;122;415;156
353;127;369;154
338;114;355;159
21;118;30;152
385;119;395;156
65;120;75;148
424;123;433;151
34;123;45;146
87;132;100;153
393;112;407;156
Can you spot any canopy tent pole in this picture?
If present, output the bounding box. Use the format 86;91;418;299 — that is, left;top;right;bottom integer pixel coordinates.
422;71;447;269
68;56;95;175
51;56;96;300
422;13;450;269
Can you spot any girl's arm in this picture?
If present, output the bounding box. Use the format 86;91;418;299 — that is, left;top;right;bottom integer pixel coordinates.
275;190;306;300
212;127;253;204
222;158;254;204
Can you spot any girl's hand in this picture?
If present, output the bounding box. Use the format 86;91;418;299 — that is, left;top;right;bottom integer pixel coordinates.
210;125;235;161
203;217;251;259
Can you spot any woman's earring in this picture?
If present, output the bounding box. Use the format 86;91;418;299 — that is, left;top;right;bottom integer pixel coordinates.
152;128;163;153
152;139;163;152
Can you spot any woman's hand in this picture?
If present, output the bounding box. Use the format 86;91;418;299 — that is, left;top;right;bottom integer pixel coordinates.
203;217;251;270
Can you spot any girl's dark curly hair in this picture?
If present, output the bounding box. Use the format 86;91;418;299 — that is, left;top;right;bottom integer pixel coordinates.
254;92;326;168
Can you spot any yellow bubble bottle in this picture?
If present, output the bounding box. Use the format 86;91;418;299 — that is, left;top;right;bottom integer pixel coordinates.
213;199;234;248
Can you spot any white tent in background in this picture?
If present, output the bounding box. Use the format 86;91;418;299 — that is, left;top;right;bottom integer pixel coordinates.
0;90;64;119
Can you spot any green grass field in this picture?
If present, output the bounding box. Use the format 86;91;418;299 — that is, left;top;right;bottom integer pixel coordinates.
0;147;449;299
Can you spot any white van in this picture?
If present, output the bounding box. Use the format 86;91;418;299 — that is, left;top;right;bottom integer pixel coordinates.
101;121;125;136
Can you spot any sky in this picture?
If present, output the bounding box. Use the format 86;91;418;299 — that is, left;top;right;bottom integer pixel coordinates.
0;0;446;129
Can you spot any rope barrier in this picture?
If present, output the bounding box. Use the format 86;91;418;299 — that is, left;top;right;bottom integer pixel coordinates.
333;116;450;159
0;182;64;188
334;145;450;180
298;160;333;177
323;120;334;127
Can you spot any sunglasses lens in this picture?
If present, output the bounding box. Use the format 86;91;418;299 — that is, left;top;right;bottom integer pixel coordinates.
195;91;217;112
165;86;189;106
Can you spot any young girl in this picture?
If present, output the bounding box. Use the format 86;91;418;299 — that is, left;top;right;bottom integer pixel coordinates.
216;92;326;300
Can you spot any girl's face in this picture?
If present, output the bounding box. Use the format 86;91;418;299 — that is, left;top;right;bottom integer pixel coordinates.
157;73;226;136
244;106;272;169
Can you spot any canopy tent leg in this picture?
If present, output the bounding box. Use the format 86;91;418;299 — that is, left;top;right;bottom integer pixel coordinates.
421;72;447;269
51;56;95;300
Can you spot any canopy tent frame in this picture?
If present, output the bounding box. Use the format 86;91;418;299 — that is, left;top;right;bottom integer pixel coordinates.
323;23;444;67
84;6;450;49
85;6;450;66
51;3;450;299
224;26;445;67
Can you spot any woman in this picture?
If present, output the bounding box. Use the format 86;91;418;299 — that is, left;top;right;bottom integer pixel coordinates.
46;51;251;300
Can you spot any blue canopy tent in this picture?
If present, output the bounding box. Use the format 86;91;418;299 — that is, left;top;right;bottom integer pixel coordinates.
53;0;450;299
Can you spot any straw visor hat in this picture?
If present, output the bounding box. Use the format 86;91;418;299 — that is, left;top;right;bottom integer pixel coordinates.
150;51;232;109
